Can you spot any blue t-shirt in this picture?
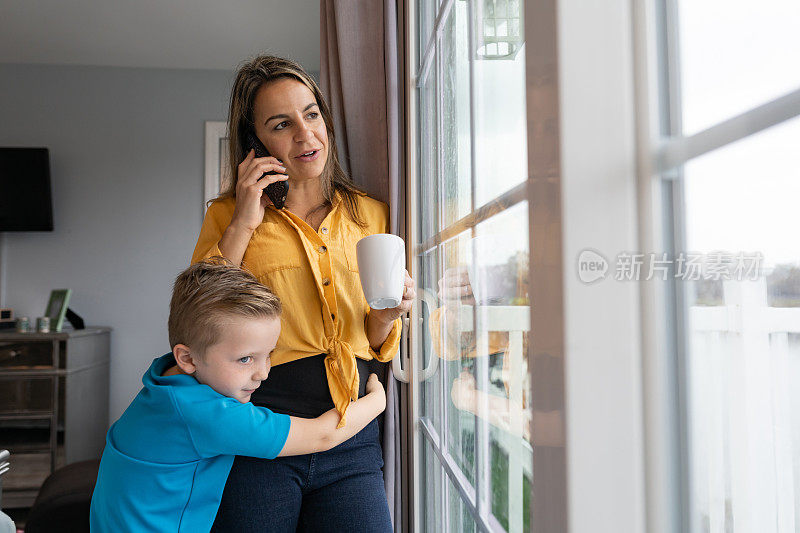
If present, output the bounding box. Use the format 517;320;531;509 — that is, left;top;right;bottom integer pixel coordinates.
90;353;291;532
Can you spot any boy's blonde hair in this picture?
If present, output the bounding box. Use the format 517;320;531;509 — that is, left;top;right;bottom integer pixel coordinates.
168;257;281;354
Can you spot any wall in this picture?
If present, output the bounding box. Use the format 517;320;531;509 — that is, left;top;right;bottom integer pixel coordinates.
0;63;230;422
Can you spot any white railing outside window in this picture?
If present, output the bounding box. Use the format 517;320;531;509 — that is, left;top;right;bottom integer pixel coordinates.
689;278;800;532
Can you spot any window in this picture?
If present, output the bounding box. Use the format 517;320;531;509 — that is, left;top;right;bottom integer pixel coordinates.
643;0;800;530
409;0;532;531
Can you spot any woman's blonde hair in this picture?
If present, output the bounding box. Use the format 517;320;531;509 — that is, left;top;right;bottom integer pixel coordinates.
213;55;366;227
168;257;281;354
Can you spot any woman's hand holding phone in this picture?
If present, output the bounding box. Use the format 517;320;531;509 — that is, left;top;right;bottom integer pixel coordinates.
231;149;289;232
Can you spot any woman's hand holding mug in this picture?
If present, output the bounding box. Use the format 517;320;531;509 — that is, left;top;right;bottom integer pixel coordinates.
369;270;416;324
231;149;289;232
356;234;415;323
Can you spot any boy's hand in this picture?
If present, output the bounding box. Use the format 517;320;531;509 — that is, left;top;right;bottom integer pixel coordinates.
365;373;386;413
366;373;384;395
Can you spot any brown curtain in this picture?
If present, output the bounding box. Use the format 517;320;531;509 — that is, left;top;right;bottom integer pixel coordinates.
320;0;406;530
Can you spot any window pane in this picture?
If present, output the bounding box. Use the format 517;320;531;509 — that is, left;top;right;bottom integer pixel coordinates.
684;115;800;275
421;438;446;532
448;476;477;533
473;202;532;533
682;115;800;531
678;0;800;135
442;233;477;485
418;77;438;243
441;0;473;227
418;246;443;428
418;232;477;484
473;3;527;206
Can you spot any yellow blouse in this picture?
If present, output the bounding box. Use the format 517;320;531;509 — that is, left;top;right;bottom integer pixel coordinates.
191;192;402;428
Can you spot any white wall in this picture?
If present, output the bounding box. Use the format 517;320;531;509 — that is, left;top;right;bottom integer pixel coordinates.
0;63;312;424
557;0;647;532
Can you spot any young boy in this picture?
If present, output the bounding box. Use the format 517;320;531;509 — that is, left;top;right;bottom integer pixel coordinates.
89;258;386;532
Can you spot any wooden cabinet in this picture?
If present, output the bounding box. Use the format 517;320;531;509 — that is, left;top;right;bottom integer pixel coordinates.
0;327;110;507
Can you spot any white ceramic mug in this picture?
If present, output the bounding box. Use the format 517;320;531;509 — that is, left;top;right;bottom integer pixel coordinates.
465;234;520;305
356;234;406;309
466;263;518;305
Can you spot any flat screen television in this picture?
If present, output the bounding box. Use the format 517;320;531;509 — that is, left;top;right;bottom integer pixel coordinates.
0;147;54;231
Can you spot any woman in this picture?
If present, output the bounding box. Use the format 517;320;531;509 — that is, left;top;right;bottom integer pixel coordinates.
192;55;414;532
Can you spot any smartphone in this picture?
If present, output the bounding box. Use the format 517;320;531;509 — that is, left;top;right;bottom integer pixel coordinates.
245;132;289;209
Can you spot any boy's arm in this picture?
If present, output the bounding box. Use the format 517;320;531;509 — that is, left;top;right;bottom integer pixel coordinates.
278;374;386;456
175;389;291;460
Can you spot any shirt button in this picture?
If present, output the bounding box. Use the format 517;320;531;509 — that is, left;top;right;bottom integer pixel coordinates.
319;245;327;253
322;278;331;286
321;227;328;234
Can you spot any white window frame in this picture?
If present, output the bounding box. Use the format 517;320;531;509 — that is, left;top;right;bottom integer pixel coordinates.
634;1;800;532
405;1;540;532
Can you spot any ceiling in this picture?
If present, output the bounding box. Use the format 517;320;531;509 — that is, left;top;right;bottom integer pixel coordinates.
0;0;320;72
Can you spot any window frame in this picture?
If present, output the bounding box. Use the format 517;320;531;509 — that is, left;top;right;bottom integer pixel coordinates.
634;1;800;532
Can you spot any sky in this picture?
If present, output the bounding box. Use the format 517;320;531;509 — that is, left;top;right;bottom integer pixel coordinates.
680;0;800;268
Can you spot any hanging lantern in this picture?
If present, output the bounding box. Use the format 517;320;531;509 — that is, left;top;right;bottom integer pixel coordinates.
476;0;524;60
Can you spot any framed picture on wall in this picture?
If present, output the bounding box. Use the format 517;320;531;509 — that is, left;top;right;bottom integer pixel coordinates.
204;121;230;215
